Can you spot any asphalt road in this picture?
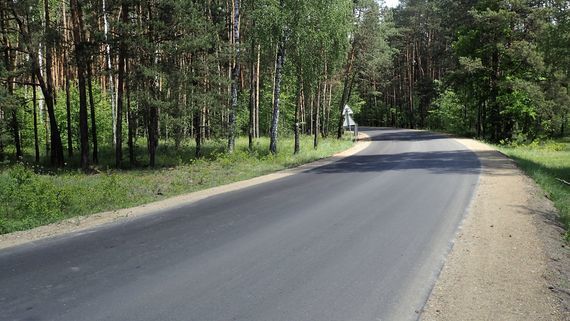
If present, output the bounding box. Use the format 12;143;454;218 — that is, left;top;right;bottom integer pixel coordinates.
0;128;480;321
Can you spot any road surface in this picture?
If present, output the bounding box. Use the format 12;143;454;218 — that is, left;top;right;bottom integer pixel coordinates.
0;128;480;321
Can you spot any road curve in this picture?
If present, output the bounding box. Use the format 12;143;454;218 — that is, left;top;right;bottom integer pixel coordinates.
0;128;480;321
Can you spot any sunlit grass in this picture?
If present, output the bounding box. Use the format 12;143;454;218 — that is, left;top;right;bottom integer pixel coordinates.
0;135;353;234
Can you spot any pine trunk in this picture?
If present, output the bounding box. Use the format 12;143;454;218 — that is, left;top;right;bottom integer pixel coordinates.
255;44;261;138
63;3;73;157
314;83;320;149
70;0;90;171
115;3;128;167
269;34;286;155
194;111;202;157
227;0;240;153
43;0;65;167
65;60;73;157
294;70;302;155
248;38;255;150
32;73;40;162
127;71;135;166
10;110;22;159
103;0;116;147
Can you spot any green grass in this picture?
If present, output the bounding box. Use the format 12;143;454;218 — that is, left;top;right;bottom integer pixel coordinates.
497;138;570;241
0;136;354;234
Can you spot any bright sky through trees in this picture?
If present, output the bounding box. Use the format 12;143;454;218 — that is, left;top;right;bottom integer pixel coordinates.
384;0;399;8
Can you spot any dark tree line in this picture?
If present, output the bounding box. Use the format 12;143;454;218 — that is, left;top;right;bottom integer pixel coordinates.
356;0;569;143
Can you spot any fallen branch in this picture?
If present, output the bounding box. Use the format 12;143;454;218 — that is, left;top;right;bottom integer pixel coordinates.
555;178;570;186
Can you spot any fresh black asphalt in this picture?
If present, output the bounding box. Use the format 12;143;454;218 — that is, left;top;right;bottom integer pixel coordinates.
0;128;480;321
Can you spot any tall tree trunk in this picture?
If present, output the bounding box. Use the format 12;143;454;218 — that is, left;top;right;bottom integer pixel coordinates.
294;70;302;155
314;82;320;149
477;96;482;138
337;46;355;139
38;69;64;166
115;2;128;167
309;90;313;135
194;110;202;157
227;0;240;153
147;82;158;168
0;108;3;161
325;80;332;136
300;89;305;134
321;81;327;137
407;45;414;129
10;110;22;159
148;103;158;167
255;44;261;138
127;64;135;166
2;11;22;160
31;73;40;162
62;2;73;157
148;10;159;168
0;93;3;161
37;43;49;158
392;85;397;126
70;0;89;171
65;59;73;157
321;61;328;137
269;32;286;155
248;37;255;150
103;0;116;147
7;61;22;159
87;63;98;164
490;48;500;141
39;0;65;167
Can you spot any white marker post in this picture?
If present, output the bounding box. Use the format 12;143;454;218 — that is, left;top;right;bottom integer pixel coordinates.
343;105;358;141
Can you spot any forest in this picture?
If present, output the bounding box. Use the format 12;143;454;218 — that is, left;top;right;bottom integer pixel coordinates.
356;0;569;144
0;0;568;170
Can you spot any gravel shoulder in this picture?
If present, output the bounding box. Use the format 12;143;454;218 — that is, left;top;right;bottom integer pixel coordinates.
421;138;570;321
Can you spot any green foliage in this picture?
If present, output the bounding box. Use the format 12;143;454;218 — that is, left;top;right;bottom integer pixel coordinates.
427;90;466;134
354;0;568;142
0;164;70;233
351;1;399;126
446;0;569;141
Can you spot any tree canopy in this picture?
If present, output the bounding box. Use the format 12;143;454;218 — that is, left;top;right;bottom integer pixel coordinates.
0;0;568;169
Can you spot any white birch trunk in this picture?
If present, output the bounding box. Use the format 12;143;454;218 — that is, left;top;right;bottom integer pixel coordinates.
103;0;117;146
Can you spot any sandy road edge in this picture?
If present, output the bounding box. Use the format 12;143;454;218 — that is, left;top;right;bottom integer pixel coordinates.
421;138;569;321
0;134;371;250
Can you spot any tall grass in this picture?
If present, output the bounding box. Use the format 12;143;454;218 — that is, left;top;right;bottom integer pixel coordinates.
0;136;354;234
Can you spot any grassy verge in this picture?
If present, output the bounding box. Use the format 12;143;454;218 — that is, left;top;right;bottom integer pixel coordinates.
0;136;354;234
497;138;570;241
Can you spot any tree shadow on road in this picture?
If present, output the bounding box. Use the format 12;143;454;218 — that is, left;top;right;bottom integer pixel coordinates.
306;150;519;176
363;128;449;142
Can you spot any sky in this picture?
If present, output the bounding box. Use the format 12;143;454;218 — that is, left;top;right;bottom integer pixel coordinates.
384;0;400;8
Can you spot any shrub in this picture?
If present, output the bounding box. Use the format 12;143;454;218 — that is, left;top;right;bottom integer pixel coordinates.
0;164;69;233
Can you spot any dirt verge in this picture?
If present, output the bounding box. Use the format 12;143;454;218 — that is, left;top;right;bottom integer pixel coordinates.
0;134;371;250
421;139;570;321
